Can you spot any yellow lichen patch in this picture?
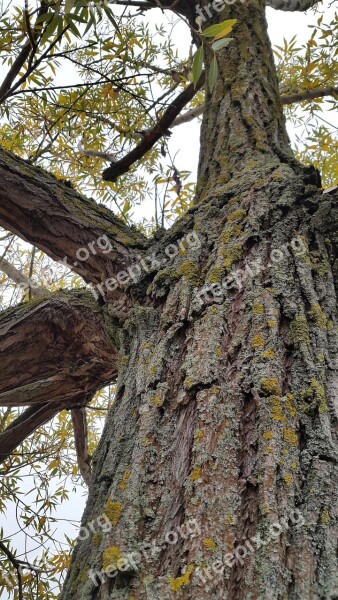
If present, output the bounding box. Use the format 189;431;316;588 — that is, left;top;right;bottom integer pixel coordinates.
227;208;246;223
262;502;270;514
265;446;274;453
180;261;200;286
216;347;223;358
168;564;194;592
190;467;202;482
102;546;123;571
320;508;331;524
222;244;243;270
252;334;265;348
184;376;194;390
308;303;327;329
316;354;325;363
225;514;234;525
220;224;242;244
207;266;223;284
253;303;264;315
203;538;217;551
105;500;122;526
261;378;281;395
283;428;298;447
285;393;296;417
268;396;286;423
291;461;297;470
290;315;310;346
119;470;131;490
261;348;275;359
284;473;293;487
263;431;274;441
327;319;334;331
93;533;102;546
267;320;277;328
194;430;204;443
150;395;161;406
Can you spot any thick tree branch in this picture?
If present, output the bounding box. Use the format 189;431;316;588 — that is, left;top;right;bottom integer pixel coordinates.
169;85;338;130
0;147;147;296
102;74;205;182
282;85;338;105
0;289;118;463
266;0;321;10
0;1;48;103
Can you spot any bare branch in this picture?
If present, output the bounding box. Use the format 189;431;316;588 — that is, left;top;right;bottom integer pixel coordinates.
0;255;45;297
102;73;205;182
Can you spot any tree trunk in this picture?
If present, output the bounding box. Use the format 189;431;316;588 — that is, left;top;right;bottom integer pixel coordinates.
57;2;338;599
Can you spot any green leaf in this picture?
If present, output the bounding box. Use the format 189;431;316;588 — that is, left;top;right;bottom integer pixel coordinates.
192;46;204;87
65;0;76;14
202;19;237;38
211;38;233;52
209;56;218;93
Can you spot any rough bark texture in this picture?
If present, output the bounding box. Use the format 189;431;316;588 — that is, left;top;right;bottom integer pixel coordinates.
58;3;338;599
0;0;338;599
0;290;118;462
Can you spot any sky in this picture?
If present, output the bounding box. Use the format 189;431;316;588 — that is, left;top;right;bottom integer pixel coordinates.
1;1;336;597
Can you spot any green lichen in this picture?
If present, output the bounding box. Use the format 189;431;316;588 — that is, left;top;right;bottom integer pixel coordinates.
285;393;296;417
308;303;327;329
320;508;331;524
180;261;200;286
300;379;328;414
227;208;247;223
290;315;310;346
207;266;223;284
220;224;242;244
93;533;102;546
222;243;243;271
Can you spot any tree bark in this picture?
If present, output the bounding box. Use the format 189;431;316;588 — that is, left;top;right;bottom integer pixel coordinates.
0;1;338;598
0;290;118;463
